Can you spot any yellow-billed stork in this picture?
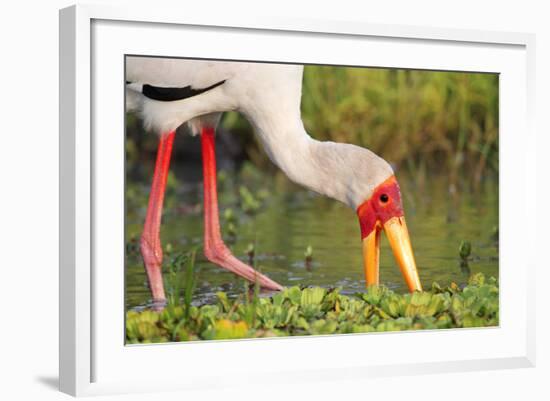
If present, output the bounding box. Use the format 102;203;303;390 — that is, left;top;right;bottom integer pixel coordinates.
126;57;422;307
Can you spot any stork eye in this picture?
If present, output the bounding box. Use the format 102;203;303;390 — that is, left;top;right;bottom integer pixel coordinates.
380;194;389;203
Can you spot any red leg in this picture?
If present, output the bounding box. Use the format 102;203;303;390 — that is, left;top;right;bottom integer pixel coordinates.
140;131;175;307
201;127;283;291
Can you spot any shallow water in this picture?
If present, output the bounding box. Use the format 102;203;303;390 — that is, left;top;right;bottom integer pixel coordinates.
125;166;498;311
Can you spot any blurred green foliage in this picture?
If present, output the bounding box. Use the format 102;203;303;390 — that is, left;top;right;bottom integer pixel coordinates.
126;272;498;343
127;65;498;183
221;66;498;183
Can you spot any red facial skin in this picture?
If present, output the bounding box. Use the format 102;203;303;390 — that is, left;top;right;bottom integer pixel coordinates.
357;176;404;239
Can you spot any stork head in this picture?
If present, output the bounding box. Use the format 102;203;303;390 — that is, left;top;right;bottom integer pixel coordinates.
282;139;422;292
356;174;422;292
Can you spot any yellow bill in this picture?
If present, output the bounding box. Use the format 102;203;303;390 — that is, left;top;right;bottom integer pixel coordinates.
362;216;422;292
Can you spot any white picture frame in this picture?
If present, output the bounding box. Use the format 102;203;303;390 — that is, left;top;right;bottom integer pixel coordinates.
59;4;536;397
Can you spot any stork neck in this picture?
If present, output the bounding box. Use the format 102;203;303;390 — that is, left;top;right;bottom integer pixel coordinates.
244;111;352;207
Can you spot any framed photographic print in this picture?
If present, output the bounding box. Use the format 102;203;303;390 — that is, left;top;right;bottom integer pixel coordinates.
59;4;536;396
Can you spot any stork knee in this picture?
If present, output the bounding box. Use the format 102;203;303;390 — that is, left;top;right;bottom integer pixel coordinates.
204;241;229;264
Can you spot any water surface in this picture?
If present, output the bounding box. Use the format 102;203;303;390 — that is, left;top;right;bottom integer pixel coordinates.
125;165;498;310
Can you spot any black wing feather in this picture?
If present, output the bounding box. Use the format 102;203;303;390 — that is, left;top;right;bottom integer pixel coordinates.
138;80;226;102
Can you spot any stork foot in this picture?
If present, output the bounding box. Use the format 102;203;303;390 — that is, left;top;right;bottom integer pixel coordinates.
204;240;283;291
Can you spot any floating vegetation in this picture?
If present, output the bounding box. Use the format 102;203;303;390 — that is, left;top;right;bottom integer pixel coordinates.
126;273;499;343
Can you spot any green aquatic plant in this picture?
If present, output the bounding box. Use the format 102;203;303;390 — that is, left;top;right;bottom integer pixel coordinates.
304;245;313;270
164;253;185;307
459;240;472;261
245;242;255;265
126;273;499;343
304;245;313;262
239;186;261;214
183;249;197;316
203;319;250;340
223;208;236;223
227;222;237;238
223;208;238;239
164;250;197;309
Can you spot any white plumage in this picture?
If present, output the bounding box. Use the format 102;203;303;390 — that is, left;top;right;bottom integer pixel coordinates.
126;56;393;209
127;57;422;303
